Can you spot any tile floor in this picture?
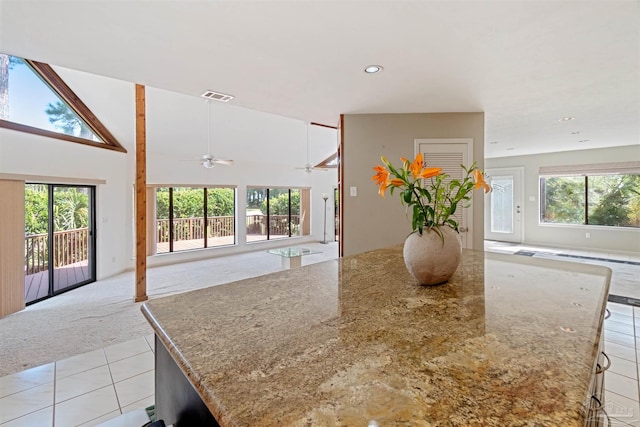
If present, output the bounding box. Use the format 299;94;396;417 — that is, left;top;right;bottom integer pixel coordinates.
1;242;639;426
0;336;155;427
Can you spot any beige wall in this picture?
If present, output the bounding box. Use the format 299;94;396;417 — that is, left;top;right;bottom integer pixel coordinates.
342;113;485;256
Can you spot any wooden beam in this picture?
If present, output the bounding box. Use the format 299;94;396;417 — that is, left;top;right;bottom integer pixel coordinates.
135;84;148;303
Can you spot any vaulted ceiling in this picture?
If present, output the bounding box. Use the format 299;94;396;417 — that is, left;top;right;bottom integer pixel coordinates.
1;0;638;158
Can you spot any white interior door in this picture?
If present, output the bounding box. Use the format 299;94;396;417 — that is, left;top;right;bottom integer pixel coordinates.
484;167;523;243
415;139;473;248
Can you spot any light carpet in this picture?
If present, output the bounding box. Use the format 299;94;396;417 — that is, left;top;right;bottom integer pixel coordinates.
0;242;339;377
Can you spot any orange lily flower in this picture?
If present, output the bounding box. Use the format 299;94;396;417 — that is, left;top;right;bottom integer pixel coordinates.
408;153;424;179
390;178;404;187
378;180;390;197
372;165;392;197
420;167;442;179
473;169;491;193
372;165;389;186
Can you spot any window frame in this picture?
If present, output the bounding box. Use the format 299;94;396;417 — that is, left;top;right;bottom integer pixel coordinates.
154;185;236;254
539;173;640;229
245;186;308;243
0;56;126;152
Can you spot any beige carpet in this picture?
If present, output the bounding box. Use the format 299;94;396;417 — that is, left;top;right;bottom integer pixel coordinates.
0;242;339;377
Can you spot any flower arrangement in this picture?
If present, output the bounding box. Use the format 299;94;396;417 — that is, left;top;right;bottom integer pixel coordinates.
372;153;490;235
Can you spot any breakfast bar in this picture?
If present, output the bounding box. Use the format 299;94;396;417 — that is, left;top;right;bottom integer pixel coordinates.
141;246;611;426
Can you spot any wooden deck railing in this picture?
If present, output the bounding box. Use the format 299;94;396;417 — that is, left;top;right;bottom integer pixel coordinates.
246;214;300;236
25;228;88;275
25;214;302;274
156;216;236;243
157;214;300;242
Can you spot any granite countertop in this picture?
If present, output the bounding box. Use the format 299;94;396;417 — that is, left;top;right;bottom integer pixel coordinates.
141;247;611;427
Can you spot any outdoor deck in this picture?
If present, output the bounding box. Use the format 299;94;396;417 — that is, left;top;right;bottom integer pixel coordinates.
155;234;290;253
24;261;90;304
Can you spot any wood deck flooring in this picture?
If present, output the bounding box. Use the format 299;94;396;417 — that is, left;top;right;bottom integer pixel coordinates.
25;261;90;304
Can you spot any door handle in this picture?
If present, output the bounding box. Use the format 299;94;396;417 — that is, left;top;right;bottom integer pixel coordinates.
459;226;468;232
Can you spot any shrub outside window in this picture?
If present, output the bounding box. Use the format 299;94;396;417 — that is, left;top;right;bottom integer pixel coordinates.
156;187;235;253
246;187;309;242
540;174;639;228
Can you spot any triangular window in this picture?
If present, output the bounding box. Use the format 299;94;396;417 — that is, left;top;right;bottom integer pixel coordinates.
315;152;338;168
0;53;125;152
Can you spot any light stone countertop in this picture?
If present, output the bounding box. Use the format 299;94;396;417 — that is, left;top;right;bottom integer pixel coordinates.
141;247;611;427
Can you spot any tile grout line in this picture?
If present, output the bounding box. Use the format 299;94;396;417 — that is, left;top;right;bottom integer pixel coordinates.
104;347;124;418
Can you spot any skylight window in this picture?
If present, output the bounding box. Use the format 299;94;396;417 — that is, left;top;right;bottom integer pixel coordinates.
0;53;125;152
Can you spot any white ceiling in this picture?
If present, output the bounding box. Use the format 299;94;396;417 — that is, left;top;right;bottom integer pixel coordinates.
1;0;638;158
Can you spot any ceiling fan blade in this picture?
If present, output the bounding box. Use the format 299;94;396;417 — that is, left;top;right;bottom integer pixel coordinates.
213;159;234;166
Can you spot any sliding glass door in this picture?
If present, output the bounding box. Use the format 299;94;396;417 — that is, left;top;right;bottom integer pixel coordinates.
24;184;96;304
52;186;95;293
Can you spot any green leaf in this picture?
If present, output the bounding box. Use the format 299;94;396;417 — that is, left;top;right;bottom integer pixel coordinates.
403;189;413;204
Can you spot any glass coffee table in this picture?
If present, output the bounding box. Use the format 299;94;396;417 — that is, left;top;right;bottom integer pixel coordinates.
266;246;321;268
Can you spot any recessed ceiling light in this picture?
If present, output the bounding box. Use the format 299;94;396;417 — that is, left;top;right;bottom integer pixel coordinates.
364;65;383;74
559;117;575;122
489;141;499;144
571;131;582;135
578;139;590;143
506;147;515;151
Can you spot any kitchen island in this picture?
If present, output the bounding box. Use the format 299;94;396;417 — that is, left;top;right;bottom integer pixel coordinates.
141;247;611;426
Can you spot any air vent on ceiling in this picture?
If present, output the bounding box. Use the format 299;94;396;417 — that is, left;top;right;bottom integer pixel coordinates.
200;90;234;102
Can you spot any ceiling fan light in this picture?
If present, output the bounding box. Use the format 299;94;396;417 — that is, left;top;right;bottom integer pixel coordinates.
202;160;215;168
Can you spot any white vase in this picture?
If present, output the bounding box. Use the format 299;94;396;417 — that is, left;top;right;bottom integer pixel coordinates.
402;226;462;285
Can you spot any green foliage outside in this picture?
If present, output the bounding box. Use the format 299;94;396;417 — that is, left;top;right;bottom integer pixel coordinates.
260;190;300;216
156;187;235;219
542;174;640;227
24;185;89;235
25;185;49;234
541;176;585;225
588;175;640;227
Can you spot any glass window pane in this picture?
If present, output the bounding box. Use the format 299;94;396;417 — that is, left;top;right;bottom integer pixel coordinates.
490;177;514;233
269;188;289;240
207;187;235;247
25;184;49;303
1;54;103;142
246;187;267;242
290;189;301;237
540;177;585;224
155;188;170;254
588;175;640;228
172;187;204;252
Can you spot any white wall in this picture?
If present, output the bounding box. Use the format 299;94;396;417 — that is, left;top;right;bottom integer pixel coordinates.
486;145;640;254
0;67;338;279
0;68;134;279
144;88;338;267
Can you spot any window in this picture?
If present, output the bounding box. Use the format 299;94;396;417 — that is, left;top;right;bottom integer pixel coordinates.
540;174;640;228
246;187;310;242
155;187;236;253
0;53;125;151
315;152;338;168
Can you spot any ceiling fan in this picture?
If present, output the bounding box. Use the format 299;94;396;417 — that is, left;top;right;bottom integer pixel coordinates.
296;122;327;174
201;100;234;169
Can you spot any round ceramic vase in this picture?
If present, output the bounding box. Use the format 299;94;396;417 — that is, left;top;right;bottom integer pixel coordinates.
402;226;462;285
